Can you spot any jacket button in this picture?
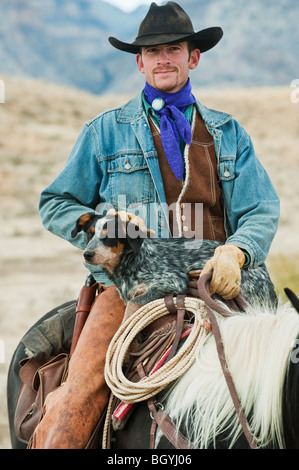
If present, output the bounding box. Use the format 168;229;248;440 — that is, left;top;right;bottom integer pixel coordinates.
224;165;230;177
183;226;188;232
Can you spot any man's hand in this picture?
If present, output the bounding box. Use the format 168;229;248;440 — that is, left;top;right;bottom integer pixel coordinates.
107;208;155;237
200;244;245;299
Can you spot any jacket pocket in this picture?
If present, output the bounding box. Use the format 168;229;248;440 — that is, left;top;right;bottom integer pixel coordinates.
218;157;236;182
107;154;154;206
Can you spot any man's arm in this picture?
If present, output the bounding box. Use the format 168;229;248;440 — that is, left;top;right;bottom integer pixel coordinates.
39;124;103;250
202;124;280;298
225;126;280;268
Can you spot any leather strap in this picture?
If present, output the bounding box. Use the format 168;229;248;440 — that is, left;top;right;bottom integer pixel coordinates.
70;278;100;357
164;295;186;364
164;295;177;314
148;400;191;449
129;330;176;378
136;363;191;449
205;303;258;449
188;271;248;315
196;273;258;449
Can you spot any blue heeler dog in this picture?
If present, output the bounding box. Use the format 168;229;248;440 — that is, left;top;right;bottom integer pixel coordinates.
71;210;278;317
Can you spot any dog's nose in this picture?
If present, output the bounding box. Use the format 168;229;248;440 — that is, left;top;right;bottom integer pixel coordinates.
84;250;95;262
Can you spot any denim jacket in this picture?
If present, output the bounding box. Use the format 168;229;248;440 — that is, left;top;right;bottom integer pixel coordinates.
39;92;280;285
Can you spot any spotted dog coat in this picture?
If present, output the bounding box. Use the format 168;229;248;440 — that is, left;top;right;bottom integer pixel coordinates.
72;212;278;309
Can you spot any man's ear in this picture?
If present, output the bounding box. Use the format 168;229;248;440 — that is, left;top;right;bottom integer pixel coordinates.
136;52;145;74
188;48;200;70
71;212;96;238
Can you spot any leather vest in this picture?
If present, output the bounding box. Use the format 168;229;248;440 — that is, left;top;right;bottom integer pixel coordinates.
148;108;226;242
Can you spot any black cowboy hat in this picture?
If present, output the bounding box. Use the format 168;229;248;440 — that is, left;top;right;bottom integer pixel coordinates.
109;2;223;54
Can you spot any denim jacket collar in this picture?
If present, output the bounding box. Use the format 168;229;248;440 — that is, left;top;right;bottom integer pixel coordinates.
195;100;232;128
117;93;144;123
117;92;232;128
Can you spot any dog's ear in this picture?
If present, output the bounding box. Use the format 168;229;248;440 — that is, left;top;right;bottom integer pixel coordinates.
71;212;97;238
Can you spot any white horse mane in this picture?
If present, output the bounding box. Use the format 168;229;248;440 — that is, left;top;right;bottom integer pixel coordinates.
158;300;299;449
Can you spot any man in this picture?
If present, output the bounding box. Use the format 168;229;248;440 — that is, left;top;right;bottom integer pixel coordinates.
34;2;279;448
40;2;279;299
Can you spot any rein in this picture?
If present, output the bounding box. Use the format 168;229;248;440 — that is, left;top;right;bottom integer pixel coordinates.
188;273;258;449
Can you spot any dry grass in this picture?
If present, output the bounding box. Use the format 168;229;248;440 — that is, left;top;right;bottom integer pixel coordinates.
267;254;299;300
0;76;298;448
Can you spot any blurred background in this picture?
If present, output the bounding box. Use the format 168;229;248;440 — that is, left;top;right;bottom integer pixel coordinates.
1;0;299;448
1;0;299;93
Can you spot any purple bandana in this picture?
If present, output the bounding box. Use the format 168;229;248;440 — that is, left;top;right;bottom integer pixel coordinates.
144;79;196;180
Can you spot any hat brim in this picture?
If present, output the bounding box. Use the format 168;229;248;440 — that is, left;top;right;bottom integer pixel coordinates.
109;27;223;54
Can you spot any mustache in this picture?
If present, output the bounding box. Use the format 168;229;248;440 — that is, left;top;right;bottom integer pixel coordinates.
153;66;178;73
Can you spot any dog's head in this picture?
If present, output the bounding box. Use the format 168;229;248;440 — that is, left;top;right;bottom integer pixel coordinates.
71;209;154;274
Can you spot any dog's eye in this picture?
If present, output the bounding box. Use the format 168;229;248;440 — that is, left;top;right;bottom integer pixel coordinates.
85;230;94;242
98;221;108;238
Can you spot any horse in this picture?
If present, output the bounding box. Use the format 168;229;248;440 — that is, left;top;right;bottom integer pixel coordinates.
7;286;299;449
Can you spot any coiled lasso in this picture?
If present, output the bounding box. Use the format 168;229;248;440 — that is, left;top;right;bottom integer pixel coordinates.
102;296;211;448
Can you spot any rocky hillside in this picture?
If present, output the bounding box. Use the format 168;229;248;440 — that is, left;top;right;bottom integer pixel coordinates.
0;0;298;94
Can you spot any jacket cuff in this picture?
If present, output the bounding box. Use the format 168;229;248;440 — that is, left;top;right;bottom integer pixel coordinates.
241;249;251;268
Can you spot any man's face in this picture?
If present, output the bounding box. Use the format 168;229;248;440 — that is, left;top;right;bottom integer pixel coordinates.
136;42;200;93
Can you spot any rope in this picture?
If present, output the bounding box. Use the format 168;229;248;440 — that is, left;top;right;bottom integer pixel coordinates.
102;296;210;448
104;296;210;403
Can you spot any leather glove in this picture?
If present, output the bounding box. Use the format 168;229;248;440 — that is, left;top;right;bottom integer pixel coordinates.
200;244;245;299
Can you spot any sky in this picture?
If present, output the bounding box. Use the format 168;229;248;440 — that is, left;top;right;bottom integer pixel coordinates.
104;0;163;12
